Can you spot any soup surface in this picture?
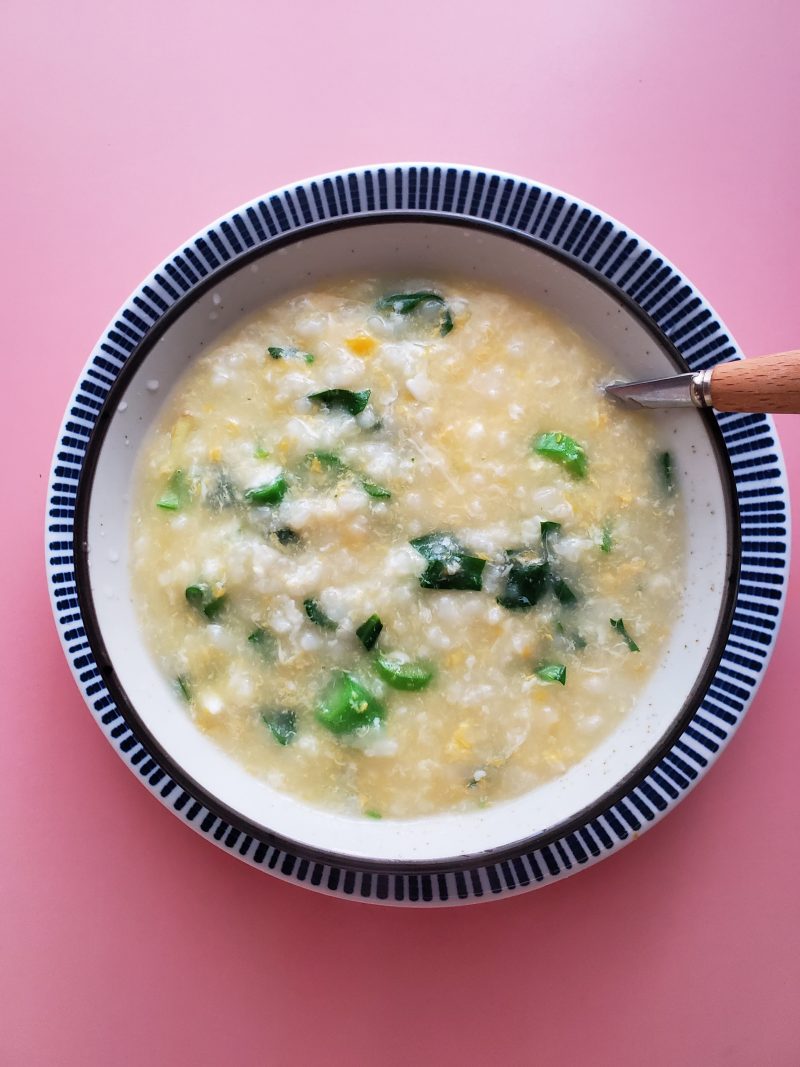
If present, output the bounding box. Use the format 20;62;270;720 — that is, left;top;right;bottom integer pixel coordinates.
131;279;683;818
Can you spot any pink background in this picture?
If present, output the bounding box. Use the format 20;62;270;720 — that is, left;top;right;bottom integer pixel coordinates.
3;1;799;1063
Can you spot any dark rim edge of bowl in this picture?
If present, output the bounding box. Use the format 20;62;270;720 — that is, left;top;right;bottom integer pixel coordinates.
71;211;742;875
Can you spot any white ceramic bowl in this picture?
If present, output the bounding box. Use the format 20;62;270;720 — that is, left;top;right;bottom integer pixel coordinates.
49;166;788;903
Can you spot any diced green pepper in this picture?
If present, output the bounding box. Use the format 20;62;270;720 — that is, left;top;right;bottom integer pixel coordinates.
356;614;383;651
376;291;454;336
304;598;338;631
261;709;297;746
157;469;191;511
244;475;288;506
533;432;588;478
610;617;640;652
374;652;435;691
185;583;227;620
535;662;567;685
410;532;485;591
316;671;386;735
308;389;370;415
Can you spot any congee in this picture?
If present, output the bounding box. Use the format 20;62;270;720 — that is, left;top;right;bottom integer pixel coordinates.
130;279;683;818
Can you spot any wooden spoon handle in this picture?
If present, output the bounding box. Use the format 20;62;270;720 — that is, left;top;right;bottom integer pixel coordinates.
710;351;800;413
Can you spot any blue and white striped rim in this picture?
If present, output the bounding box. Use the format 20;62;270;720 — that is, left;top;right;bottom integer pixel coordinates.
46;165;790;905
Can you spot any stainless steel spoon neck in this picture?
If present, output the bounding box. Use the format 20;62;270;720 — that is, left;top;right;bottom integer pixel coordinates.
605;367;715;408
691;367;714;408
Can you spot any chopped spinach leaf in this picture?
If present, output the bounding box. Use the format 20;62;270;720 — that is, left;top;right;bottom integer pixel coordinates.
551;575;577;606
410;532;485;591
364;809;382;820
308;388;370;416
304;598;338;631
533;431;588;478
248;627;278;660
261;709;297;746
275;527;303;547
206;472;238;510
600;523;613;553
361;479;391;499
610;617;640;652
540;520;562;561
496;553;549;611
376;291;454;336
535;662;567;685
555;622;587;652
268;345;315;363
659;451;676;495
157;469;191;511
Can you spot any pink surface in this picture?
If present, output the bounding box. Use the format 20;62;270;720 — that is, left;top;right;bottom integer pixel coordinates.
3;1;799;1063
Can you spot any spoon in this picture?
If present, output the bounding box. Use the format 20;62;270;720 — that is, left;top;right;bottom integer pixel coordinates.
605;350;800;413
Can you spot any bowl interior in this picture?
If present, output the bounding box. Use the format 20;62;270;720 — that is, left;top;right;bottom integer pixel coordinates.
82;218;733;866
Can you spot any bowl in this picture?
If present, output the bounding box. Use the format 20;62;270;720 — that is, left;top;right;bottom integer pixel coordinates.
47;165;789;905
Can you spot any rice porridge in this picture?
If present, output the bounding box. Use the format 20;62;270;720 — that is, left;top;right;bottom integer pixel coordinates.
130;279;683;819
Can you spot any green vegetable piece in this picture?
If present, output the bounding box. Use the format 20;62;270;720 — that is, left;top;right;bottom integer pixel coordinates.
410;532;486;591
356;614;383;651
206;472;237;510
600;523;613;553
376;291;454;336
659;451;676;495
533;432;588;479
316;671;386;735
361;479;391;499
175;675;192;701
535;662;567;685
262;709;297;746
308;451;390;499
244;475;288;506
254;444;270;459
275;527;302;547
364;809;382;819
268;345;315;363
555;621;587;652
551;575;577;606
540;520;561;561
496;555;549;611
157;469;190;511
610;617;640;652
248;627;278;660
308;389;370;416
304;598;338;631
185;583;227;620
309;450;348;473
374;652;435;691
